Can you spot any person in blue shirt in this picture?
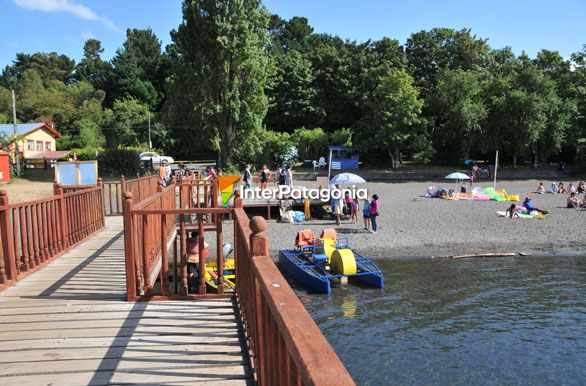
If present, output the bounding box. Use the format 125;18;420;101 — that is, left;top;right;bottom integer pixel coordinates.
522;197;548;214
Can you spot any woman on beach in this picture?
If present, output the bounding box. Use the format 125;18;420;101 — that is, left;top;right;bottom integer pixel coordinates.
259;164;271;191
577;181;586;194
558;182;567;194
362;199;371;231
537;183;546;194
369;194;380;234
333;185;344;225
506;203;519;218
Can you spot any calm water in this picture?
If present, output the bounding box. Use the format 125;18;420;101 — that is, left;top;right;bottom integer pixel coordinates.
301;256;586;385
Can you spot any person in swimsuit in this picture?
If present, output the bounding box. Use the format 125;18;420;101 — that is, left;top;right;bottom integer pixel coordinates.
259;164;271;191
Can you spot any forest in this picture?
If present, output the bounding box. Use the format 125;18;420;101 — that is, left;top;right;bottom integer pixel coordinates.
1;0;585;170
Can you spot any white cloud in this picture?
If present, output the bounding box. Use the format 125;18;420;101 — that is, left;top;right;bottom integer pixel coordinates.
81;31;94;40
12;0;120;32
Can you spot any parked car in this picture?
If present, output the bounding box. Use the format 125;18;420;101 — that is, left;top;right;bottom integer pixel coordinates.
139;152;174;165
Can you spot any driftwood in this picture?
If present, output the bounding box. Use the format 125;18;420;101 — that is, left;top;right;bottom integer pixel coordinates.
450;253;516;259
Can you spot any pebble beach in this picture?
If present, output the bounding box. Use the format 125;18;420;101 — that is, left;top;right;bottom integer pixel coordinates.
259;179;586;258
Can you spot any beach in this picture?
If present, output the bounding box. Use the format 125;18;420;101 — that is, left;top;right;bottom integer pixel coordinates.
260;179;586;258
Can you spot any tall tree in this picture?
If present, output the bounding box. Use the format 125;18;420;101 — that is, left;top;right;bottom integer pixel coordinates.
265;50;323;129
166;0;270;167
357;68;424;168
428;69;487;162
108;28;165;109
1;52;75;87
75;39;112;91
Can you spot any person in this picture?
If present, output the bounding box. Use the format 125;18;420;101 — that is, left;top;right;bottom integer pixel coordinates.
558;182;567;194
582;195;586;208
550;183;558;194
284;165;293;188
369;194;380;234
259;164;271;191
175;162;188;180
537;183;546;194
351;198;359;224
333;185;344;225
506;203;519;218
242;164;252;190
159;160;170;186
276;166;286;186
460;185;467;194
362;198;371;231
186;231;209;293
522;197;548;214
568;183;576;194
567;192;580;208
487;165;494;179
577;181;586;194
217;168;223;177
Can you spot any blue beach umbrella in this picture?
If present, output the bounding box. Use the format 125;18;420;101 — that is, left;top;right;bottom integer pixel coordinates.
330;173;366;185
445;172;470;180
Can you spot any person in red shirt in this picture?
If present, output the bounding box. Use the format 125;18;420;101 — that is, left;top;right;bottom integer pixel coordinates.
369;194;380;233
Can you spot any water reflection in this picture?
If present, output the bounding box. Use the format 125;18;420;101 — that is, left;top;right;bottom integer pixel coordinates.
303;256;586;386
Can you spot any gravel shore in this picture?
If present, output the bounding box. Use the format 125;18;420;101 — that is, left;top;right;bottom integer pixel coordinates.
256;179;586;258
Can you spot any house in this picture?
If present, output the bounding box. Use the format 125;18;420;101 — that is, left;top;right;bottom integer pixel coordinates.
0;122;68;168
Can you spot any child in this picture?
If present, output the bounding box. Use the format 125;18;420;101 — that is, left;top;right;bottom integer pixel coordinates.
369;194;380;234
351;199;359;224
362;199;371;231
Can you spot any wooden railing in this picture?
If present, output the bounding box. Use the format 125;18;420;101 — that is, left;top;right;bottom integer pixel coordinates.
0;185;105;289
233;201;354;386
123;177;221;300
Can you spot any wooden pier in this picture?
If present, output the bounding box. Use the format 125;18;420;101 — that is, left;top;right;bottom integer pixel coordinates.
0;174;355;385
0;217;252;385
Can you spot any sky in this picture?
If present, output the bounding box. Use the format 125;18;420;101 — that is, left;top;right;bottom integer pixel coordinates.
1;0;585;69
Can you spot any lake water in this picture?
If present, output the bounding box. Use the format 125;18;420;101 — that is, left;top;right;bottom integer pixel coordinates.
301;256;586;385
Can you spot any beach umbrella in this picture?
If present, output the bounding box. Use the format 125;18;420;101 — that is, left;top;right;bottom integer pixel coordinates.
445;172;470;180
445;172;470;192
330;173;366;185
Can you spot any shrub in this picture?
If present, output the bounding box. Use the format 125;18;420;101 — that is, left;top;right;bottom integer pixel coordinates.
329;128;353;147
98;147;142;176
71;147;102;160
292;127;328;161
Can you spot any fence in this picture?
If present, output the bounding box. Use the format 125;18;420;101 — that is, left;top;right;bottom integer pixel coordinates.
121;177;355;384
233;201;354;385
0;184;105;289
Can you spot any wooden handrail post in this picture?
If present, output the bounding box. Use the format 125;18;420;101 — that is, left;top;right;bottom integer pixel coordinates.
0;190;16;283
55;185;65;251
52;180;60;195
123;192;137;301
249;216;269;257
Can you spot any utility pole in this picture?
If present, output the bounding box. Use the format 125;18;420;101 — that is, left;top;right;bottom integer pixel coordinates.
148;112;152;149
11;90;21;177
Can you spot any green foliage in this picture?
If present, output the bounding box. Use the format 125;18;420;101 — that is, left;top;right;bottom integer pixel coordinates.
103;97;149;146
292;127;328;161
164;0;270;167
97;147;142;176
329;128;353;146
72;147;101;160
358;68;424;168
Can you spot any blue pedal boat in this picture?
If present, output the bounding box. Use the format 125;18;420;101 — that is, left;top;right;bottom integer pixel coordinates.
279;237;384;294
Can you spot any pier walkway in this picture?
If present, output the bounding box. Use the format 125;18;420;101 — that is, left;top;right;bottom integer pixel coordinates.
0;217;252;385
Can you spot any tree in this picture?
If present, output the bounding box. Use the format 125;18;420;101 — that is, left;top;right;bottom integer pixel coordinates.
358;69;424;168
108;29;166;109
75;39;112;91
103;97;149;146
166;0;270;167
428;69;487;162
1;52;75;87
265;50;323;129
405;28;491;97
